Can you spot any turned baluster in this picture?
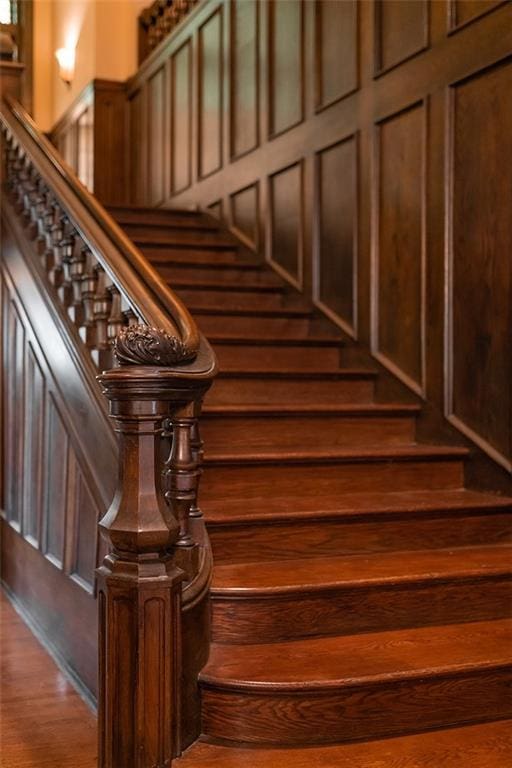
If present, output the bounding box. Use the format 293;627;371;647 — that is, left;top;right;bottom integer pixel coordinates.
68;245;87;327
28;182;47;241
106;286;126;348
80;250;99;347
97;325;211;768
58;232;76;307
122;307;139;327
40;199;57;271
189;403;204;519
49;210;67;288
92;265;113;370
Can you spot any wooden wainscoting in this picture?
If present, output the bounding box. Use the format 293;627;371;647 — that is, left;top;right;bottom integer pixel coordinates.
126;0;512;475
0;217;116;696
50;80;129;206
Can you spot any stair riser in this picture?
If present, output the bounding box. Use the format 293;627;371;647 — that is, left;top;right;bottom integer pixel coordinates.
108;210;210;228
202;416;417;450
206;378;375;405
201;668;512;746
213;344;343;369
198;315;312;336
145;249;244;266
211;577;512;644
158;265;280;286
201;460;464;500
125;226;230;246
208;513;512;564
177;288;287;310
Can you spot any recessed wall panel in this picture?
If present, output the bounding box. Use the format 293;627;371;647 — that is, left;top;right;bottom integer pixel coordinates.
315;0;358;110
199;8;223;178
375;103;425;390
375;0;428;73
449;59;512;462
231;0;258;158
23;343;45;544
171;41;192;194
270;163;302;284
148;67;165;205
44;397;68;567
317;136;357;331
269;0;303;136
231;183;259;249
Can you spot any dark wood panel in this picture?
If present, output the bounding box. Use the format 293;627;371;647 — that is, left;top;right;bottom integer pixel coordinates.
43;395;69;568
315;135;357;334
77;106;93;191
72;463;99;591
171;41;192;194
269;162;303;286
130;89;146;205
207;200;223;219
449;58;512;467
315;0;358;111
374;102;425;393
148;67;166;205
449;0;506;30
230;182;259;249
268;0;304;137
198;7;223;178
23;342;45;546
230;0;259;158
3;299;24;528
374;0;429;74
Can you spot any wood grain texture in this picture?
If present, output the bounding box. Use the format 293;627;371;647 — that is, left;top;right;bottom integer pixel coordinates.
448;58;512;468
373;102;426;393
230;183;259;249
315;135;357;332
269;162;303;285
374;0;429;74
230;0;259;158
171;41;193;194
198;7;223;178
268;0;303;137
0;590;97;768
315;0;358;110
177;720;512;766
148;67;166;206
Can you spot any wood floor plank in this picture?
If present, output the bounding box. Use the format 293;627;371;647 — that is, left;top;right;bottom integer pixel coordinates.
0;590;97;768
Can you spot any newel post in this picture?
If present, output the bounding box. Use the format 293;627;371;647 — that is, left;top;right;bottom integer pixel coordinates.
96;326;210;768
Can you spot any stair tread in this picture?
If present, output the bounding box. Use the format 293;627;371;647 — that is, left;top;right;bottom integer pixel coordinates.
216;367;376;379
205;488;512;523
203;402;420;416
144;251;261;267
201;618;512;689
212;544;512;593
205;443;469;465
177;720;512;767
191;305;312;317
210;333;343;345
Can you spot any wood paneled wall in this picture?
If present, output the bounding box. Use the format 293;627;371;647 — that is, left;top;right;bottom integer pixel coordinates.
127;0;512;473
50;79;128;206
0;217;116;695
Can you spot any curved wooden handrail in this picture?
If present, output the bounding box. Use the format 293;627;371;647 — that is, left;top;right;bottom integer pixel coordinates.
1;93;216;378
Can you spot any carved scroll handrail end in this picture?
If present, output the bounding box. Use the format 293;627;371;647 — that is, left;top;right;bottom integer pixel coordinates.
114;323;198;367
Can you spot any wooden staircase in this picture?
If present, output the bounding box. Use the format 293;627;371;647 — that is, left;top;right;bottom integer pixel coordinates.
108;204;512;764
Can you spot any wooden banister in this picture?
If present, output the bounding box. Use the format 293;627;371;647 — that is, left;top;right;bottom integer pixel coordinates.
0;93;217;766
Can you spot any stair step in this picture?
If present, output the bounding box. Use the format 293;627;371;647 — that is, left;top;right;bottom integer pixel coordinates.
211;545;512;643
200;618;512;746
177;287;288;310
206;489;512;563
192;305;312;318
202;402;419;450
176;719;512;767
208;368;377;404
108;205;211;228
144;249;261;267
201;446;467;501
159;264;282;286
213;338;344;368
135;234;237;249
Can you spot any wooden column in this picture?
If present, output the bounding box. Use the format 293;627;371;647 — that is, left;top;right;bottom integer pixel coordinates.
96;327;211;768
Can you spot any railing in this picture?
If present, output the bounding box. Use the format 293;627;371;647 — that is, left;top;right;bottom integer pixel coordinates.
138;0;198;63
0;87;216;767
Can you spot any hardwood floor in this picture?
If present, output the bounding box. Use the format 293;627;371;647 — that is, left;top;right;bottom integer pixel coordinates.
109;204;512;763
0;590;97;767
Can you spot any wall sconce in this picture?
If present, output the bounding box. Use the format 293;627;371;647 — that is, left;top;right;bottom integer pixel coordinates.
55;47;76;86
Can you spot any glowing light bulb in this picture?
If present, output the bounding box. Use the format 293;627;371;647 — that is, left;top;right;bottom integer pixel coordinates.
55;47;75;85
